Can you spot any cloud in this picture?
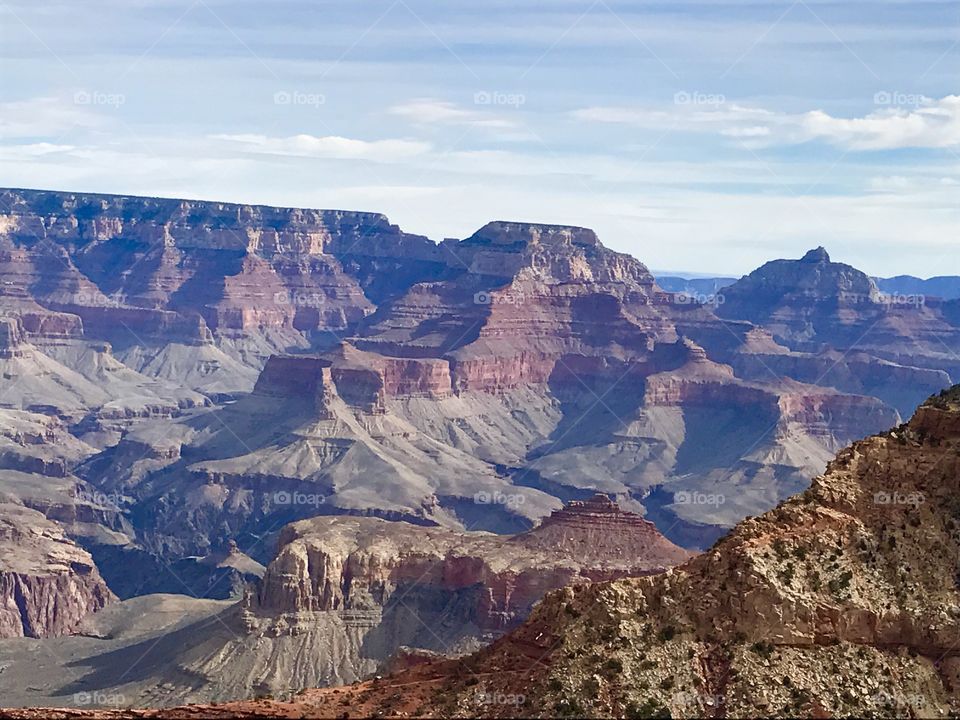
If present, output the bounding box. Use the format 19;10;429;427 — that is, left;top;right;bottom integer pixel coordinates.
573;95;960;151
800;97;960;150
0;142;77;157
211;133;431;162
390;99;521;130
0;96;109;140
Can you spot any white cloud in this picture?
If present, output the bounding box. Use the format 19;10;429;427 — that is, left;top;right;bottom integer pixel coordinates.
799;97;960;150
0;142;77;157
574;95;960;151
0;96;108;140
211;133;431;162
390;99;522;130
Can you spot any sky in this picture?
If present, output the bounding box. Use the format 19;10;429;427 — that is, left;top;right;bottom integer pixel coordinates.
1;0;958;277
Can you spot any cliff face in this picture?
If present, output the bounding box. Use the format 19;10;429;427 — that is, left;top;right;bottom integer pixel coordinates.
356;220;673;394
0;504;114;638
257;495;691;629
287;387;960;719
143;497;692;697
0;188;451;349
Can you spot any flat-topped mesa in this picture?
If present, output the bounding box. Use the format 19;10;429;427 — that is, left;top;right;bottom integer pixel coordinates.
253;355;333;403
253;346;453;414
463;221;601;249
456;221;655;285
0;188;402;254
324;343;452;406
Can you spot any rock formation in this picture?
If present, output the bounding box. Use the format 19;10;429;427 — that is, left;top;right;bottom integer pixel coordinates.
257;496;690;626
12;390;960;717
716;247;960;413
0;188;956;666
0;503;114;638
0;498;690;707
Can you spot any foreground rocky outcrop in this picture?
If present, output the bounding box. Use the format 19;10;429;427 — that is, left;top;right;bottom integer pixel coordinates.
0;503;114;638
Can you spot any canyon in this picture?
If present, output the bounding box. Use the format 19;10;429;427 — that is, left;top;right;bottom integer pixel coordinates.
11;385;960;718
54;384;955;719
0;495;689;706
0;187;957;711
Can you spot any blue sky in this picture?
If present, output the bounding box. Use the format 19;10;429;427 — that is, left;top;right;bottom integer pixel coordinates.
1;0;958;276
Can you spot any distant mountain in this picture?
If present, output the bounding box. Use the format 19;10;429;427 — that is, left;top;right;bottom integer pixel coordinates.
874;274;960;301
716;247;960;384
654;275;737;297
655;271;960;302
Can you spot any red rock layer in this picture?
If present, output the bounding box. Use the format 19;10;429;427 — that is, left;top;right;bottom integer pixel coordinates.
254;346;453;413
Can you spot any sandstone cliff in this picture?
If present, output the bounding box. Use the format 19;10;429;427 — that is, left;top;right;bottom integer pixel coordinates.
0;503;114;638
